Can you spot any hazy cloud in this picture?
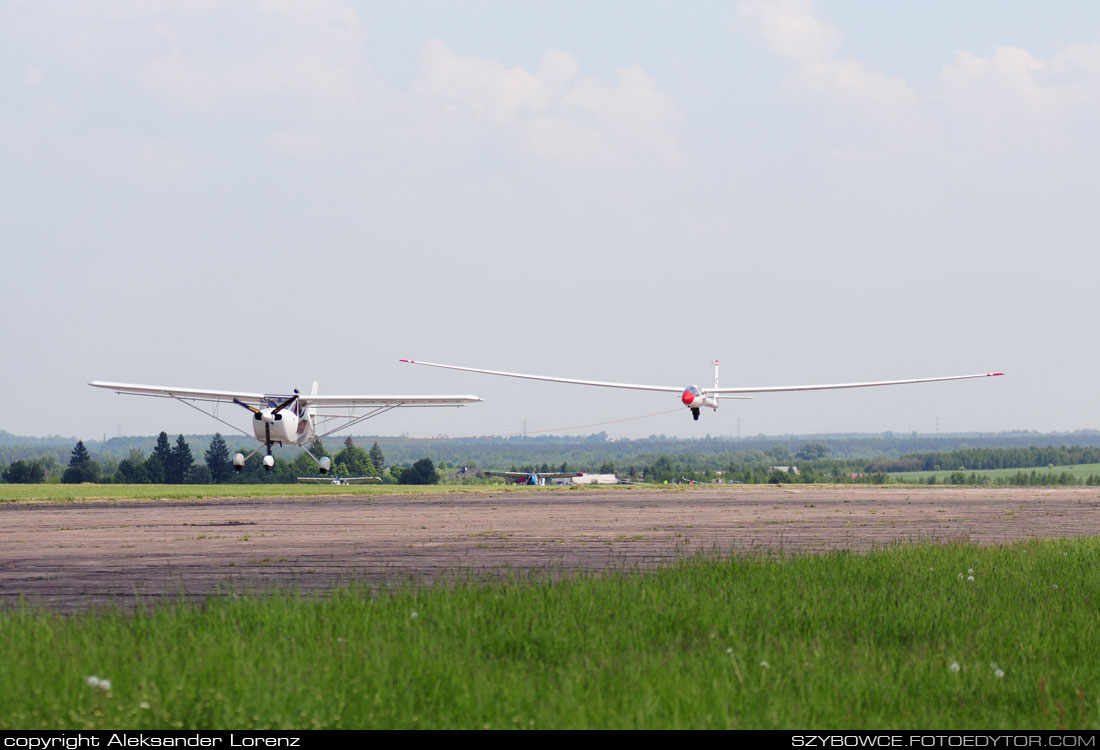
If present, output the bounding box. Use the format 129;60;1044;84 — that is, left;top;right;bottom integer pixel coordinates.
940;44;1099;148
737;0;923;137
413;40;683;167
139;1;368;110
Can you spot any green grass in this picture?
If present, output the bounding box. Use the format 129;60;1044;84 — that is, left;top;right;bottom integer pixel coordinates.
891;462;1100;483
2;538;1098;729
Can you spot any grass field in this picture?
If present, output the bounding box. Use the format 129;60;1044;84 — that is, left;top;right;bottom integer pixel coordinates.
0;482;635;502
1;538;1097;730
891;463;1100;483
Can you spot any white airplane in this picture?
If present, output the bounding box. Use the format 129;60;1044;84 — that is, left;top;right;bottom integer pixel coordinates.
400;359;1003;421
89;380;480;472
485;469;583;486
297;474;383;485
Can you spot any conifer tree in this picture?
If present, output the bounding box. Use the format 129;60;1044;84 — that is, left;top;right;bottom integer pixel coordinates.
369;442;385;472
168;434;194;483
62;441;99;483
204;433;232;484
69;440;91;468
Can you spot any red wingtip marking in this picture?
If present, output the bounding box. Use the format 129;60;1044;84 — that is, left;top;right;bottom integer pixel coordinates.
400;359;412;363
991;372;1004;376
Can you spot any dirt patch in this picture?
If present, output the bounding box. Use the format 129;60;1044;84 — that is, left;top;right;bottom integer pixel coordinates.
3;485;1099;611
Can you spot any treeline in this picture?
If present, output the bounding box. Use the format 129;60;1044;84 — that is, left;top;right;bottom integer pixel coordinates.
0;434;445;486
862;446;1100;473
908;471;1093;487
6;433;1100;487
15;429;1100;468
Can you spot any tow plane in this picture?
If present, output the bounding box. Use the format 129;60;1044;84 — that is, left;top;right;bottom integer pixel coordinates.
89;380;480;472
400;359;1003;421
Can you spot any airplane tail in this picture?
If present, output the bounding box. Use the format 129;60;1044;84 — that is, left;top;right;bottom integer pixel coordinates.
308;381;318;427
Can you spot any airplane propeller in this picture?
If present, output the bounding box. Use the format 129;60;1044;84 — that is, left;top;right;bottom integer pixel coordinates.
231;390;300;470
233;398;261;415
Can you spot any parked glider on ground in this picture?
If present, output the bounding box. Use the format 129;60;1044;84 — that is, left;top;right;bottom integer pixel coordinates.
89;380;480;472
400;359;1003;421
486;470;583;486
298;474;383;485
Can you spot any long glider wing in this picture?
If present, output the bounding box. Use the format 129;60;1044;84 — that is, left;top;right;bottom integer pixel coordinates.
710;372;1004;396
400;360;682;392
400;361;1002;396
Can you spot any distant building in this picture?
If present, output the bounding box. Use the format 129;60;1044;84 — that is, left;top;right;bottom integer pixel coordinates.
770;466;800;475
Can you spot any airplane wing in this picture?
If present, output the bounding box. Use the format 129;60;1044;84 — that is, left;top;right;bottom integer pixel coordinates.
539;472;583;479
90;382;480;408
302;394;481;408
89;381;270;405
484;471;528;478
297;476;383;484
400;360;682;392
399;362;1002;396
710;372;1004;395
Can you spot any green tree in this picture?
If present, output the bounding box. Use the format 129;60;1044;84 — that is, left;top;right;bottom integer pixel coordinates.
795;442;831;461
369;442;385;472
335;438;377;477
143;453;166;483
765;445;794;465
62;440;99;483
400;457;439;485
204;433;233;484
187;464;213;484
145;432;172;483
114;449;150;483
3;459;45;483
167;435;194;483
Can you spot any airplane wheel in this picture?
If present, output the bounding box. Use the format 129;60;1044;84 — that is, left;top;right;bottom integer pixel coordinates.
692;408;700;421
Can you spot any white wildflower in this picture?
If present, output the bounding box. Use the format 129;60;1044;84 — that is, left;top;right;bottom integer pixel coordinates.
968;568;974;574
410;611;418;619
958;573;964;579
760;660;769;669
85;675;110;691
140;702;150;710
1053;584;1059;590
967;576;975;582
726;647;733;655
994;668;1005;678
949;662;961;673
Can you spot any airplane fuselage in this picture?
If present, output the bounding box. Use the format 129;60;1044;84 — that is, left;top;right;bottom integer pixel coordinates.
680;385;718;411
250;407;313;447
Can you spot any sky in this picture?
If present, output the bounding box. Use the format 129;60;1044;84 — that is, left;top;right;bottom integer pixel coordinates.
2;1;1098;441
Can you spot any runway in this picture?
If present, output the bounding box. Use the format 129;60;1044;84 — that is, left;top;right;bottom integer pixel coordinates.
3;484;1098;610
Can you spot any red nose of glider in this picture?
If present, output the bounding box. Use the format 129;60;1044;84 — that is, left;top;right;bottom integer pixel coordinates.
682;389;695;405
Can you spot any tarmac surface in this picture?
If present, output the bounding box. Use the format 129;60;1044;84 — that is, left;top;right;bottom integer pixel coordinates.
2;484;1098;611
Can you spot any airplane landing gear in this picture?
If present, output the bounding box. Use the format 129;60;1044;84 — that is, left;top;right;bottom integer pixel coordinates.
691;408;700;421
